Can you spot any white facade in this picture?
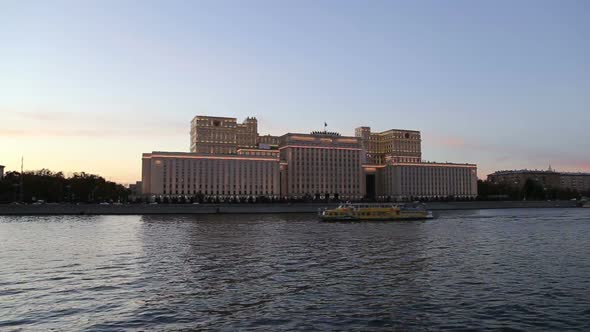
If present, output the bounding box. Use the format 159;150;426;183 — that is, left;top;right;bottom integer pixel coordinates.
142;152;280;197
377;163;478;199
279;133;365;200
142;114;480;200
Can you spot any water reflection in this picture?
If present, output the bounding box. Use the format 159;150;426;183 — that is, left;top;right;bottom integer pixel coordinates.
1;209;589;330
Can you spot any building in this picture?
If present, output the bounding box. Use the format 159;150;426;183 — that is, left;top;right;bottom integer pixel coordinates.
257;134;280;149
142;151;280;198
488;169;561;189
0;165;4;180
129;181;142;196
279;132;365;200
142;114;478;200
355;126;422;164
190;115;258;154
488;169;590;192
354;127;476;200
374;162;478;200
559;173;590;192
237;117;258;149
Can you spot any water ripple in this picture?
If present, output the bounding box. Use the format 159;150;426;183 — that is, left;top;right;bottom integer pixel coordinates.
1;209;590;330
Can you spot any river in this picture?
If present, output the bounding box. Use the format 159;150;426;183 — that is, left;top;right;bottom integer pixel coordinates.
1;209;589;330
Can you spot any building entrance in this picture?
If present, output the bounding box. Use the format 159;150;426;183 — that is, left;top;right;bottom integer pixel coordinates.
365;174;376;200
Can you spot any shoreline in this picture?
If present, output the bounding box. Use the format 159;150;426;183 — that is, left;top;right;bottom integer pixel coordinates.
0;201;580;216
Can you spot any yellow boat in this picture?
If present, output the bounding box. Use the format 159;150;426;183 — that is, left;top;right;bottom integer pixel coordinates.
318;203;433;221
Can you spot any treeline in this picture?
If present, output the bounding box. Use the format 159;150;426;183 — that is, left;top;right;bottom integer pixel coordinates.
0;169;129;203
477;179;587;201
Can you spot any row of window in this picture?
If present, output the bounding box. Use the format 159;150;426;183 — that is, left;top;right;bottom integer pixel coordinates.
383;168;475;195
163;190;275;195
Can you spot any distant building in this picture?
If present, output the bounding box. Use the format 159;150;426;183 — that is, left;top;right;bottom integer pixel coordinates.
487;170;560;188
141;115;478;200
559;173;590;192
487;169;590;192
129;181;142;196
0;165;4;180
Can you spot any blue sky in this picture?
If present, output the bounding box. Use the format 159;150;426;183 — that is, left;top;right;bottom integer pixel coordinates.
1;0;589;183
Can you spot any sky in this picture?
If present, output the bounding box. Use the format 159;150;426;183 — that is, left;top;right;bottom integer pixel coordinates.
1;0;589;184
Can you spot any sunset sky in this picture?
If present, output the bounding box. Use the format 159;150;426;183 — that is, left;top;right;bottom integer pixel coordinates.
1;0;589;184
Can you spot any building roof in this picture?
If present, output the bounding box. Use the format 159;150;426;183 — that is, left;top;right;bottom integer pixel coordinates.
388;161;477;168
376;128;421;134
281;132;357;139
193;115;237;120
309;130;341;136
355;126;421;133
488;169;590;176
489;169;558;175
143;151;278;161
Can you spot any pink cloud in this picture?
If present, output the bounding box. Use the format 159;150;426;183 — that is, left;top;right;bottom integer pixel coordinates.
552;160;590;173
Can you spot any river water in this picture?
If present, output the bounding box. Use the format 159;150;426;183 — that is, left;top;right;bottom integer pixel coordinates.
1;209;589;331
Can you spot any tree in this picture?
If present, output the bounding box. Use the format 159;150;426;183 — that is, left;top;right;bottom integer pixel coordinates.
0;169;129;203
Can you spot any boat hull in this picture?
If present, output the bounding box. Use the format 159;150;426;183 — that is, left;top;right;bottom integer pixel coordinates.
318;203;434;222
319;212;434;222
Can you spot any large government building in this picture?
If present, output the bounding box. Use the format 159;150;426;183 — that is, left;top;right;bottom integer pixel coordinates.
141;115;478;200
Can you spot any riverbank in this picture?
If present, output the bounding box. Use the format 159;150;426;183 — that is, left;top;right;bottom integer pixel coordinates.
0;201;580;215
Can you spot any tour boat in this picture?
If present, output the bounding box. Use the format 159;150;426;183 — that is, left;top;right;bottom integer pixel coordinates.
318;203;433;221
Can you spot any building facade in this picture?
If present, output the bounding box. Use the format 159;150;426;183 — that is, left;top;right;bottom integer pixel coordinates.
129;181;142;196
355;127;422;164
257;134;280;149
279;132;365;200
559;173;590;192
487;170;561;188
375;162;478;200
0;165;4;180
190;116;259;154
142;151;280;198
488;169;590;193
142;114;478;200
236;117;258;149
